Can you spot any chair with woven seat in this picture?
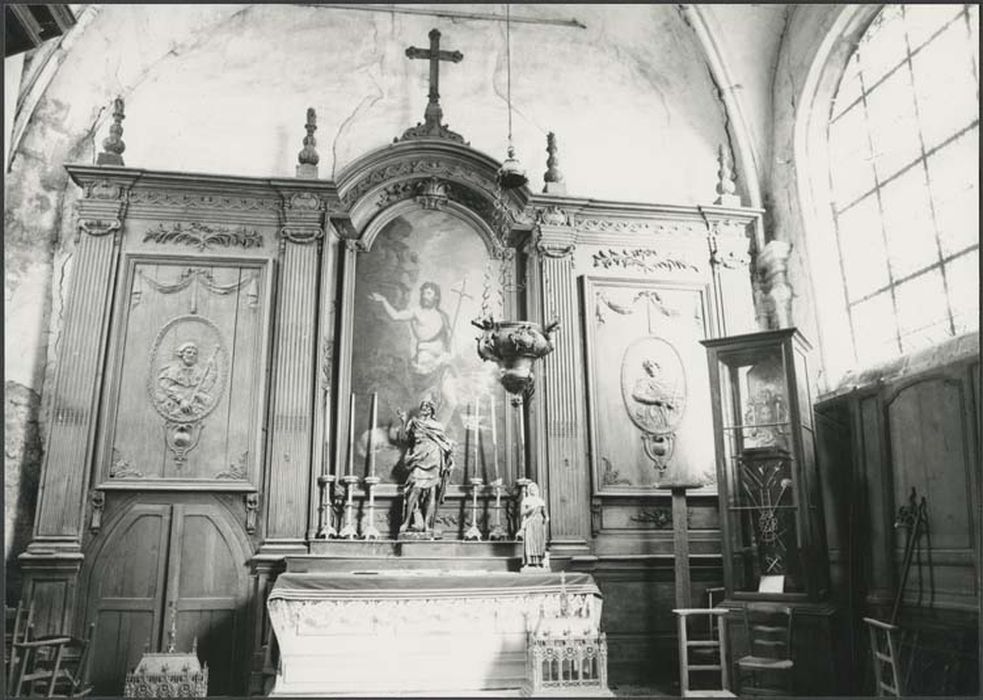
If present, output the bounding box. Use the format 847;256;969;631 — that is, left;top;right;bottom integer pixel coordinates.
6;600;35;695
735;603;794;696
673;608;736;697
12;622;95;697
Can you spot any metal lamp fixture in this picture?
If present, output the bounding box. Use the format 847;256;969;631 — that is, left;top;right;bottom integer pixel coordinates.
497;4;528;190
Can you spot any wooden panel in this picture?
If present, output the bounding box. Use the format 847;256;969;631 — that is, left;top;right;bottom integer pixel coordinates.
859;395;894;593
582;276;716;495
29;579;70;637
98;256;268;488
887;378;973;550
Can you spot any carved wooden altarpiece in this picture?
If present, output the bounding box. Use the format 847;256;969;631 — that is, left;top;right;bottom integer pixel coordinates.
19;92;763;694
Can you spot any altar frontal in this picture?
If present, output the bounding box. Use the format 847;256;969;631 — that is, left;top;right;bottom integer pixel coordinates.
267;571;602;695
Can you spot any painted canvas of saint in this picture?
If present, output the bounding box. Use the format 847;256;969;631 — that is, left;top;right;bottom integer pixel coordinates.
351;208;510;486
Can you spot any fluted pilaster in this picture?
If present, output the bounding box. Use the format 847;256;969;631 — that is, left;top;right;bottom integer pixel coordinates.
535;226;590;549
265;192;324;545
34;177;133;545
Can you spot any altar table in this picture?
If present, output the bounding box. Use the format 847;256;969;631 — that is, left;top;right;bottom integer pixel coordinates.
267;570;603;696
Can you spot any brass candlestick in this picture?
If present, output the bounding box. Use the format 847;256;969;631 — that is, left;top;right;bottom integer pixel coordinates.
361;475;382;540
488;478;507;540
464;477;484;541
316;474;337;539
339;474;360;539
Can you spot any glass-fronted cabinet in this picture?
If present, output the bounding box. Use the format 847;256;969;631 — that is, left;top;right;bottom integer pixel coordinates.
701;328;828;601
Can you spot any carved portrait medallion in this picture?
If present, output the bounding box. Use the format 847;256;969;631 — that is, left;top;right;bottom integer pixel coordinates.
148;316;228;424
620;337;687;435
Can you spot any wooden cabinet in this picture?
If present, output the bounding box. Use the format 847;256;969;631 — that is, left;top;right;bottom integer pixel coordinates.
701;328;828;602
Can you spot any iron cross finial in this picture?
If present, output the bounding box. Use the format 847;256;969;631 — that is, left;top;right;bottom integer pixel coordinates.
397;28;467;144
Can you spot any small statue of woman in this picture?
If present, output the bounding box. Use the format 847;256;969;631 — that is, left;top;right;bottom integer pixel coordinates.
519;482;549;569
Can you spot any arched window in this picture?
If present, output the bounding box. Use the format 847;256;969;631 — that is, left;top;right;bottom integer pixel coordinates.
824;4;978;370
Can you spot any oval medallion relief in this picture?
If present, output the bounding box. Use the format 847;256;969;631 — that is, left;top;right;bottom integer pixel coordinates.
620;337;687;435
148;315;228;424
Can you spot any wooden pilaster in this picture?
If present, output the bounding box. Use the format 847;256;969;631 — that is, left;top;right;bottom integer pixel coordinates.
31;176;135;548
263;192;323;548
703;207;759;335
535;225;590;550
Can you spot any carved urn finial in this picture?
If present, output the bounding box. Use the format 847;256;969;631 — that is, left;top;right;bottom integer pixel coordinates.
714;144;740;206
297;107;319;179
543;131;566;194
97;96;126;166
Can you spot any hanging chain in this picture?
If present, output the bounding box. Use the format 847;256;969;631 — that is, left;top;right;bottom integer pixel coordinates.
506;3;513;146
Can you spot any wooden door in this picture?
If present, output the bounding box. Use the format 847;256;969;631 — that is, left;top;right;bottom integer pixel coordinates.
81;498;252;696
166;502;250;696
83;503;172;696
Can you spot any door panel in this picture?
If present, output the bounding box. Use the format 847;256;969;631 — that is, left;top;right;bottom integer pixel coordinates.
84;504;171;695
168;504;249;696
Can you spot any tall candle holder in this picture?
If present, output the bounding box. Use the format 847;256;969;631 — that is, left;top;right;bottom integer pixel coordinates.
338;474;360;539
361;475;382;539
315;474;337;539
464;477;484;541
488;478;507;540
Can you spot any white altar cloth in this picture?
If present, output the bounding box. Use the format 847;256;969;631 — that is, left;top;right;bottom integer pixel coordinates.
266;570;603;696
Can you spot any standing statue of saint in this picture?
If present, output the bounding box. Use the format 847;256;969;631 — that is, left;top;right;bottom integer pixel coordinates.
395;399;455;536
519;482;549;570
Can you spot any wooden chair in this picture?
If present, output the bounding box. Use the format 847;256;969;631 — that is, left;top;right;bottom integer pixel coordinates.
12;623;95;697
673;608;736;697
6;600;36;695
863;617;902;697
735;603;794;696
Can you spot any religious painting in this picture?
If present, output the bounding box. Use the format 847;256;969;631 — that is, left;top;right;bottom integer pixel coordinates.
583;276;716;495
97;256;269;487
350;208;512;487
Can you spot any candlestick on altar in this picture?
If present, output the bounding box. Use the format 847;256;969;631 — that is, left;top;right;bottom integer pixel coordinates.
490;394;499;481
338;474;360;539
346;392;356;476
361;475;382;539
368;392;378;477
513;394;528;480
316;474;338;539
464;477;484;541
473;399;481;480
488;479;507;540
316;387;336;538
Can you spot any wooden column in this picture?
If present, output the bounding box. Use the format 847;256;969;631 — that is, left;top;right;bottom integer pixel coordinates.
263;192;323;549
535;225;590;550
30;176;133;549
